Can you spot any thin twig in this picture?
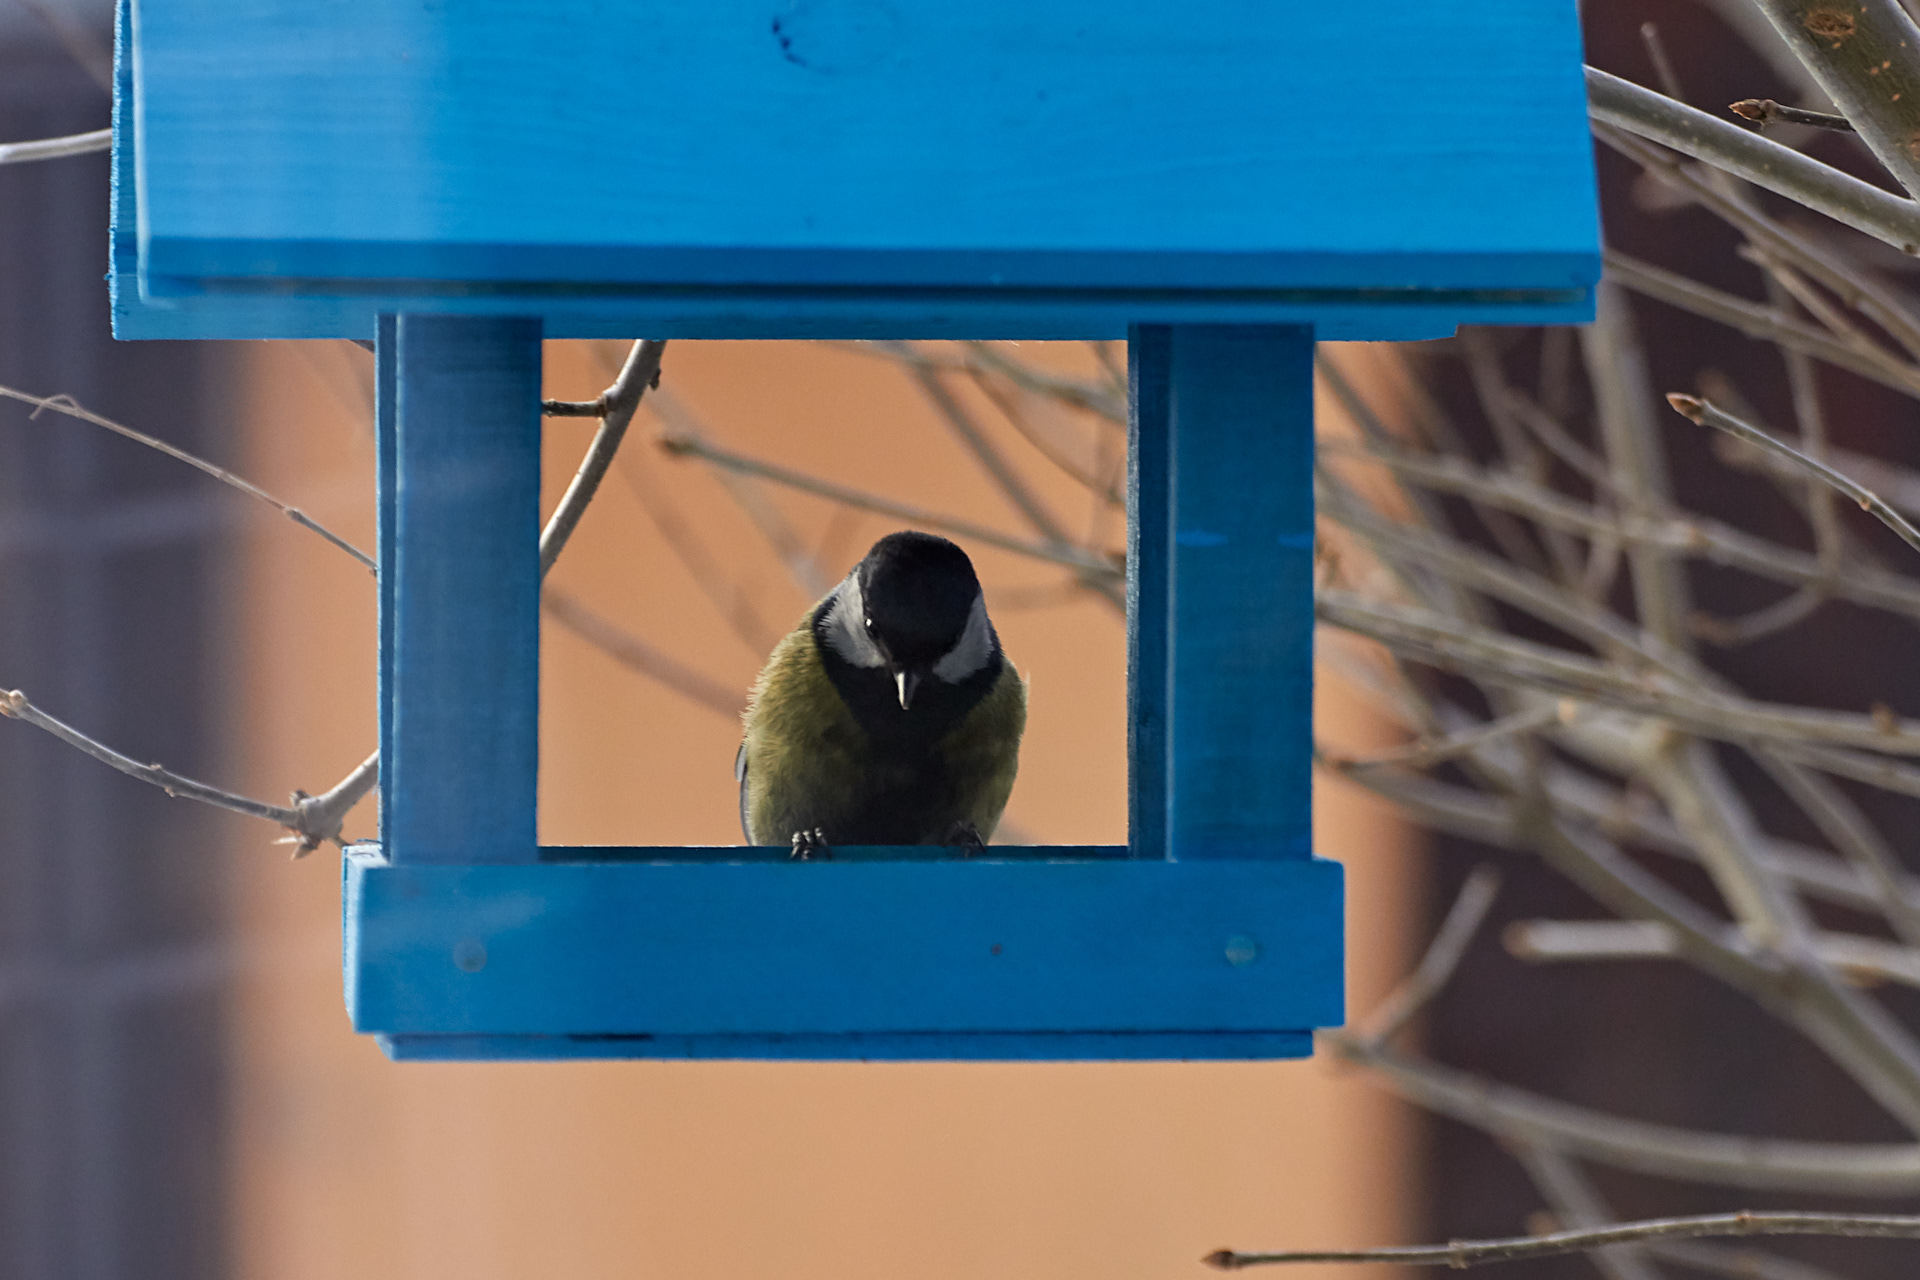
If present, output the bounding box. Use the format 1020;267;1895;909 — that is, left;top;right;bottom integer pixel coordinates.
539;339;666;576
644;387;836;599
1691;589;1827;647
1595;122;1920;361
541;588;745;719
1460;332;1583;584
1329;748;1920;919
0;385;374;572
1731;99;1857;131
17;338;667;849
1667;393;1920;557
1325;707;1558;774
1205;1211;1920;1270
0;689;298;828
962;363;1124;506
1358;866;1503;1044
1712;427;1920;519
617;457;782;654
1319;588;1920;757
1640;20;1686;103
819;340;1127;422
1778;739;1920;799
1318;434;1920;623
877;340;1125;610
1604;250;1920;399
1327;1033;1920;1194
1757;748;1920;947
655;427;1120;577
1507;918;1920;990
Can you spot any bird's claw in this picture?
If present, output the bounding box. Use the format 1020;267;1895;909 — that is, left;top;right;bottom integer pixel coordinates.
789;828;832;861
947;821;986;858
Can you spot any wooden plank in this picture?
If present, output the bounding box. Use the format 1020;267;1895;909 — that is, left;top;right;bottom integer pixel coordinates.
114;0;1600;337
1127;325;1172;859
114;283;1593;342
343;852;1344;1038
374;315;396;849
384;317;542;862
376;1031;1314;1062
129;0;1598;279
1131;327;1316;861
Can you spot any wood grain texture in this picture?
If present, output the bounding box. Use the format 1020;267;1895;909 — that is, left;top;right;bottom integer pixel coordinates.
343;850;1344;1043
112;0;1600;338
382;316;542;863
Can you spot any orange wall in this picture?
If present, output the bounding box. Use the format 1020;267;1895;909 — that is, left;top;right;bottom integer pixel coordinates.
217;337;1421;1280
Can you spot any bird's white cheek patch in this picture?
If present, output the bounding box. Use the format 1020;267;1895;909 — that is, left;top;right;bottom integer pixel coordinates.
823;574;887;669
932;595;993;682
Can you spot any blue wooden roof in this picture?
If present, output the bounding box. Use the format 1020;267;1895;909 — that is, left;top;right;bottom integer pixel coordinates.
112;0;1599;340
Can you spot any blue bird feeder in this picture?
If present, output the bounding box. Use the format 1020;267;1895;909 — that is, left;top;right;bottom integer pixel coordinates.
112;0;1599;1060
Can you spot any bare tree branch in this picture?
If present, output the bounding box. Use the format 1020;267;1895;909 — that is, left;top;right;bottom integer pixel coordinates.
1747;0;1920;196
1327;1033;1920;1193
1357;865;1502;1044
1587;66;1920;253
0;384;374;571
1319;589;1920;757
1509;916;1920;990
540;339;666;575
0;688;298;828
1206;1211;1920;1271
655;423;1121;577
1668;393;1920;557
0;126;109;166
541;588;745;719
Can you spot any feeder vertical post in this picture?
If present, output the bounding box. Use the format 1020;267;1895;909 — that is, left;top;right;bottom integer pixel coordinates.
1128;325;1316;862
378;315;544;864
375;315;397;851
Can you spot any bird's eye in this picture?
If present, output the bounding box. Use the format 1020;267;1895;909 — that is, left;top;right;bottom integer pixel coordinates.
864;617;876;632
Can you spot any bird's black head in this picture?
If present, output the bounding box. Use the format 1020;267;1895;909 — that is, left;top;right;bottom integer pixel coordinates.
855;531;982;671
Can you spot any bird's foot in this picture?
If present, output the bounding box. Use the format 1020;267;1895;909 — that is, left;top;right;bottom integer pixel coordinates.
789;828;832;861
947;821;986;858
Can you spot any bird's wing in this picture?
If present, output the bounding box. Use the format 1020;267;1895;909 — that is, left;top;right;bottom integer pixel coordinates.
733;738;751;842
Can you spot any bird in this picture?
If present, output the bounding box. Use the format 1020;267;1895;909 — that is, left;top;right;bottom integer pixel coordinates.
736;530;1026;858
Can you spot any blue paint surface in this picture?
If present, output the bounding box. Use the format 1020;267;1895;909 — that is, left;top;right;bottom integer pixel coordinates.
111;0;1600;337
1132;327;1315;863
344;849;1343;1044
1127;326;1173;861
374;316;396;850
115;285;1593;342
383;317;542;863
338;318;1350;1059
105;0;1611;1058
378;1031;1314;1062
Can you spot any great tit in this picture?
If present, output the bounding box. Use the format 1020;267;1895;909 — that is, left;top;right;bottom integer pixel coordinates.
736;530;1027;857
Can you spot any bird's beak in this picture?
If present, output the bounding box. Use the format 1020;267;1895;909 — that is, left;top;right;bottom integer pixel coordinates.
894;669;923;711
